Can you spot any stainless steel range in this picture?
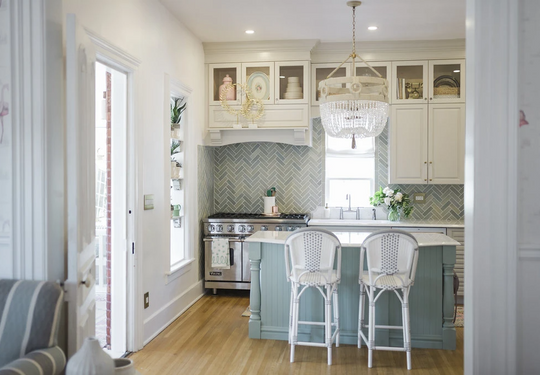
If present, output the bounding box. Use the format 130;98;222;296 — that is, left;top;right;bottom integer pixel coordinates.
203;213;309;293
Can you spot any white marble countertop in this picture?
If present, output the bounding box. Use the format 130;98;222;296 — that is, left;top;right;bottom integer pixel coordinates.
245;230;461;247
308;219;464;228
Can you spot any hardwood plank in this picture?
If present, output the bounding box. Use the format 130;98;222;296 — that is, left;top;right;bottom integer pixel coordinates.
130;290;464;374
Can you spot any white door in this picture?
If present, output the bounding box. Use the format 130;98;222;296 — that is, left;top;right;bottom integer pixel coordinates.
65;13;97;358
428;103;465;184
388;104;428;184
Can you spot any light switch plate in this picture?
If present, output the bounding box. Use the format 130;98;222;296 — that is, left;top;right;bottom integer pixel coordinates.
144;194;154;210
413;193;426;204
144;292;149;309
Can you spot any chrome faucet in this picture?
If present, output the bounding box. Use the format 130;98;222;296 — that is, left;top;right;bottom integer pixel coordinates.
372;208;377;220
340;194;360;219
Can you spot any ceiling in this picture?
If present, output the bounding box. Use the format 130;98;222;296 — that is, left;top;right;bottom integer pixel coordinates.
159;0;466;44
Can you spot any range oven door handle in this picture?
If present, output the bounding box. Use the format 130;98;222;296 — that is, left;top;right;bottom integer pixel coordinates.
230;248;234;267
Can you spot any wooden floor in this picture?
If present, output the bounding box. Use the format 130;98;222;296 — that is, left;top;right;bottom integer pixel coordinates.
131;290;464;375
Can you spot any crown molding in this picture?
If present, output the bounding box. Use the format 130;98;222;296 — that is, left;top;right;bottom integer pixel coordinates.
204;39;319;63
312;39;466;62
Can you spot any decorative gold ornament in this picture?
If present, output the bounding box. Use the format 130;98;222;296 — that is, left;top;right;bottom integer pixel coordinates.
220;82;265;126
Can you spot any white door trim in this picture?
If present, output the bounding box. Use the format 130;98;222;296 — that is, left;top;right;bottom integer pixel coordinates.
85;29;144;352
465;0;518;373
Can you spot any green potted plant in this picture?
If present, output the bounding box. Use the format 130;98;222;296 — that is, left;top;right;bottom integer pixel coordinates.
170;97;186;138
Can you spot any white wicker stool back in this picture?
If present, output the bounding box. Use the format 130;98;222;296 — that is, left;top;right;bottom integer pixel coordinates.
284;228;342;365
358;229;419;370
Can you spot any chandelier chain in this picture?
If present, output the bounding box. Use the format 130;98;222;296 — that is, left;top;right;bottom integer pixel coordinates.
352;6;356;55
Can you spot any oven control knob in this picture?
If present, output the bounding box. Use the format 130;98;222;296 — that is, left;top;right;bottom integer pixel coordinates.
295;226;301;230
261;225;268;231
287;226;294;231
247;225;254;232
227;225;234;232
238;225;246;233
207;224;215;232
216;225;223;232
275;226;282;231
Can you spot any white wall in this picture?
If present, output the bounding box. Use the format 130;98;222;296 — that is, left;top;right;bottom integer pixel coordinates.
63;0;207;346
517;0;540;372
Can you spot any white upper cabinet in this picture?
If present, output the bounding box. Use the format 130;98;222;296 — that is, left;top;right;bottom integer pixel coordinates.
389;103;465;184
311;61;392;106
389;104;429;183
428;60;465;104
208;63;242;106
428;103;465;183
275;61;310;105
392;61;429;103
241;62;275;105
311;63;350;105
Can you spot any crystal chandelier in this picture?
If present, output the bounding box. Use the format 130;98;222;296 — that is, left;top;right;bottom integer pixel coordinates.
319;1;389;148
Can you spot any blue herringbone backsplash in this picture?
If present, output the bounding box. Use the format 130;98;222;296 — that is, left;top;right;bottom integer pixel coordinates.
198;118;464;221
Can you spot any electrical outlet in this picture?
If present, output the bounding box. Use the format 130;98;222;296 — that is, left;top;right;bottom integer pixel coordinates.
144;292;149;309
412;193;426;204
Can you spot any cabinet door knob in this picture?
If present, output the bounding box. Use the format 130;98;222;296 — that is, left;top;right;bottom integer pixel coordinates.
424;97;428;100
430;161;433;164
430;97;433;100
429;179;433;181
424;161;427;164
424;179;427;181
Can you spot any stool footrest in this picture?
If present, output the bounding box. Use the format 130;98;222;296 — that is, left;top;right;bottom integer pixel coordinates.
373;346;407;352
374;324;403;330
295;341;328;348
298;320;338;327
360;324;403;330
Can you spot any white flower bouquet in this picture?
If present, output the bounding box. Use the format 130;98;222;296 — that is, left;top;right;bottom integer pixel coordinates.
369;186;413;221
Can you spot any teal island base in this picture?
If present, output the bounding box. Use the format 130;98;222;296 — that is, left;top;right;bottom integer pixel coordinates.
247;239;456;350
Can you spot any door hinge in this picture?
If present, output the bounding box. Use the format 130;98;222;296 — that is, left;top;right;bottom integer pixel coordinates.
132;242;135;254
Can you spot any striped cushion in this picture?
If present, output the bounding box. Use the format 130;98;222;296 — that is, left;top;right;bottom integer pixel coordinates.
0;347;66;375
0;280;64;369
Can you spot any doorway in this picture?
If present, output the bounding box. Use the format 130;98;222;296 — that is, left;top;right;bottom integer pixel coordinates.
95;61;128;358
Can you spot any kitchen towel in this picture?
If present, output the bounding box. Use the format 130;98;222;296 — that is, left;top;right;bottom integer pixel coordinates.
211;238;230;269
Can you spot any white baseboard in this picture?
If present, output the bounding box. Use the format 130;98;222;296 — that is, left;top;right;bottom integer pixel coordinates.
142;280;205;346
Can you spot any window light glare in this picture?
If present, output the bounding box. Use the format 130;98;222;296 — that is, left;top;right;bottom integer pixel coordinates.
279;76;286;79
367;26;378;31
245;30;255;34
453;69;461;73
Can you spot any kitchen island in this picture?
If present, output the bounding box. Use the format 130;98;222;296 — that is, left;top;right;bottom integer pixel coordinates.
245;230;459;350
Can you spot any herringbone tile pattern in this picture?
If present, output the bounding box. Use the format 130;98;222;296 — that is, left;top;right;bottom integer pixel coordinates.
375;126;464;222
198;118;463;222
213;119;325;213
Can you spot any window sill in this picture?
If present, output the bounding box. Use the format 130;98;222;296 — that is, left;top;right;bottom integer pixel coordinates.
166;258;195;284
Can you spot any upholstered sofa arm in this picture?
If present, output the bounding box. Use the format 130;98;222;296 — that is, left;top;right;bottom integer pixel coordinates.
0;346;66;375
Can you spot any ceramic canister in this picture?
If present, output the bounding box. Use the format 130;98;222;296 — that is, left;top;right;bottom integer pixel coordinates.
66;337;115;375
219;74;236;101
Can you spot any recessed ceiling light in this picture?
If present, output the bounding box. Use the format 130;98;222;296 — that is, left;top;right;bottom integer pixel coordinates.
245;30;255;34
453;69;461;73
368;26;378;31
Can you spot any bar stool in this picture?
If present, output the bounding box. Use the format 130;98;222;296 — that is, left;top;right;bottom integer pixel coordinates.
284;228;341;365
357;229;419;370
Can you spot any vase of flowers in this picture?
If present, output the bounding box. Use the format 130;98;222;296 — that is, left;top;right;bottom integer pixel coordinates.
369;186;413;222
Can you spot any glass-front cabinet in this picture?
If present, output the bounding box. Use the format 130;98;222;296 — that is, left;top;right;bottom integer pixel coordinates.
428;60;465;103
392;61;429;103
311;62;392;106
241;62;274;105
275;61;309;104
208;63;241;106
311;63;349;104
